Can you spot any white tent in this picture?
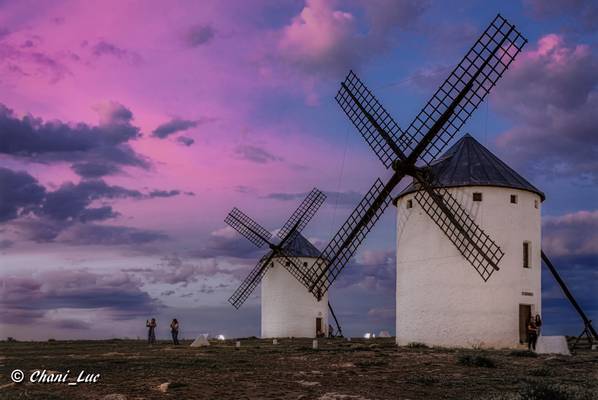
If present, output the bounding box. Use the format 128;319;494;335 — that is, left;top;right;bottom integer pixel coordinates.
190;333;210;347
535;336;570;355
378;330;391;338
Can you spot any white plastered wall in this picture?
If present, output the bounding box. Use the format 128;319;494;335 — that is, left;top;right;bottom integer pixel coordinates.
395;186;542;349
261;256;329;338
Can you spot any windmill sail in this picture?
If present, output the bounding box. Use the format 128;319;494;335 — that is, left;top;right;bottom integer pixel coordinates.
225;207;272;248
301;14;526;298
228;253;275;309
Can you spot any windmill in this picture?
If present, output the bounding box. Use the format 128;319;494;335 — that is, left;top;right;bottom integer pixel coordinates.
225;188;334;338
296;13;596;349
301;14;526;298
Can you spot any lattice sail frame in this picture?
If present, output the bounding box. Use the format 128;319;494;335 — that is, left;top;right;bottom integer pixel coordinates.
413;177;504;281
228;253;274;309
225;207;272;248
405;14;526;165
336;71;412;168
308;179;391;295
278;188;326;240
303;14;526;297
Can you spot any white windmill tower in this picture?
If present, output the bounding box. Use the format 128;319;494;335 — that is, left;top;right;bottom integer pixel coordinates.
394;134;544;348
224;189;332;338
261;233;329;338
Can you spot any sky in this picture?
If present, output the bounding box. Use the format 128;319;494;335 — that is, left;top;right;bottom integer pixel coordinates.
0;0;596;341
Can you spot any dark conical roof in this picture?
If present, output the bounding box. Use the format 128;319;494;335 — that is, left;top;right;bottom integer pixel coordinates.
270;233;321;258
396;134;545;201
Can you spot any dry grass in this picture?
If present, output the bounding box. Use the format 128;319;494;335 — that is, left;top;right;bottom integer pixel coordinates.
0;338;596;400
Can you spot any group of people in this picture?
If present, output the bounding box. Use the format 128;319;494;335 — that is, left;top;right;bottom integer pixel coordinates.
526;314;542;351
146;318;180;345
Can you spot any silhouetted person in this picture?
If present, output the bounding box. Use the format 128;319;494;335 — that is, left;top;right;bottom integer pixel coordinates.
146;318;157;345
527;317;538;351
170;318;180;345
535;314;542;336
328;324;334;338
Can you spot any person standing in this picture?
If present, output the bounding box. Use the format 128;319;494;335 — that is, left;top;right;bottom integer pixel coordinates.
146;318;157;345
170;319;180;345
535;314;542;337
527;317;538;351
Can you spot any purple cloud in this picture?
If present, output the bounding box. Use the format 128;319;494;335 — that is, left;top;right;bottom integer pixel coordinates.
0;270;158;325
493;34;598;182
234;145;282;164
0;102;148;175
185;24;216;47
152;118;199;139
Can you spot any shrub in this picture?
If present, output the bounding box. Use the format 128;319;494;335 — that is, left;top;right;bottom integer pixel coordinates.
528;367;552;377
457;353;496;368
406;342;428;349
520;382;596;400
510;350;537;358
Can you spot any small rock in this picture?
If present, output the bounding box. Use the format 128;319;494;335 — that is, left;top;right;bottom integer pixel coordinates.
100;394;127;400
158;382;170;392
297;380;320;386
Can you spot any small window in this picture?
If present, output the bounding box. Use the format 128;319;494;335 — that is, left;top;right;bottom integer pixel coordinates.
285;261;290;267
473;192;483;202
534;200;539;209
303;262;308;268
523;242;530;268
406;199;413;209
510;194;518;204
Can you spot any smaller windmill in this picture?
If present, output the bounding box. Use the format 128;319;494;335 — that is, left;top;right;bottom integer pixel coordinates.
225;189;331;338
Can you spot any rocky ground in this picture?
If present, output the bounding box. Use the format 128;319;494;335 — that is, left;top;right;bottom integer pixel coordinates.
1;338;596;399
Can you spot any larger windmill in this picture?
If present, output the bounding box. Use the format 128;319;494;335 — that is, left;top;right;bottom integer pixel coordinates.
225;188;331;338
296;14;530;347
299;13;596;349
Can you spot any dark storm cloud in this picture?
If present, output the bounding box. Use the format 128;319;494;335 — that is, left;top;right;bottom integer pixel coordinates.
53;319;92;330
147;189;180;198
1;168;179;245
234;145;282;164
0;102;149;175
0;167;46;222
493;35;598;182
40;179;142;222
92;40;142;63
0;270;158;325
1;167;186;223
152;118;198;138
264;190;362;207
176;136;194;146
71;162;121;178
185;25;216;47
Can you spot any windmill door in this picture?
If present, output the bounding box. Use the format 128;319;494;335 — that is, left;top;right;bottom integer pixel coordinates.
316;317;323;337
519;304;531;343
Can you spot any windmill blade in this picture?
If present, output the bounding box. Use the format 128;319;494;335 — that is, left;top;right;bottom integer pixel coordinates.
277;188;326;240
541;250;597;340
336;70;412;168
228;252;276;309
404;14;526;165
305;178;393;297
225;207;272;248
413;177;504;281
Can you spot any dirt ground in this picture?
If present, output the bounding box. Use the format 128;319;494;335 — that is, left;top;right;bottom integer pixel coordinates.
1;338;596;400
